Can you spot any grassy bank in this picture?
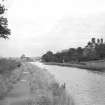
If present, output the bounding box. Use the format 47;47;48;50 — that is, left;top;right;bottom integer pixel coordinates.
0;58;22;99
24;63;74;105
1;62;74;105
43;60;105;71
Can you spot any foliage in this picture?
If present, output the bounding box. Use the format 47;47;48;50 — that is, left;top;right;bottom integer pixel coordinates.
42;39;105;62
0;1;11;39
42;47;84;63
0;58;21;75
95;44;105;59
0;59;22;100
42;51;55;62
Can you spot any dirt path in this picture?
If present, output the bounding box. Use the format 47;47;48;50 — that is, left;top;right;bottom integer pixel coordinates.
1;63;34;105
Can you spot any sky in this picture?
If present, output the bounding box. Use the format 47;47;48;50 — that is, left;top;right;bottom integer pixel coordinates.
0;0;105;57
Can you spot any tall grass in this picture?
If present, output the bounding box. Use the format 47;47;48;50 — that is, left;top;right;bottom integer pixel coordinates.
0;58;21;75
26;63;75;105
0;58;22;99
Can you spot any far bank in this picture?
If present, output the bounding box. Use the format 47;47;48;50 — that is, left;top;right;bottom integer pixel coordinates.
43;60;105;72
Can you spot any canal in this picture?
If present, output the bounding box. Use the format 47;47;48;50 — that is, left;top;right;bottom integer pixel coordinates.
32;62;105;105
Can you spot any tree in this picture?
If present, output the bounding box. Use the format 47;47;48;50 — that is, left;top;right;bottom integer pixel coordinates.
67;48;77;61
54;52;64;63
42;51;54;62
76;47;83;61
0;1;10;39
95;44;105;59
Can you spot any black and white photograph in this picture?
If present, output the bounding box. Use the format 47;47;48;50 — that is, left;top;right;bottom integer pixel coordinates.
0;0;105;105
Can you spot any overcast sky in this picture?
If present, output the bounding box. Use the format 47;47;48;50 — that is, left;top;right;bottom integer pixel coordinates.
0;0;105;57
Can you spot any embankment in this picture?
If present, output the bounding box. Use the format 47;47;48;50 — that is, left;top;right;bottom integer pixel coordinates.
43;60;105;71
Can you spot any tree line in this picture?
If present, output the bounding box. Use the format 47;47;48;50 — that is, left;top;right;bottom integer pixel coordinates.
42;38;105;63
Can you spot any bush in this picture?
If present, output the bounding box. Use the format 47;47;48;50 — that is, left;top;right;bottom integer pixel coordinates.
0;58;22;100
0;58;21;75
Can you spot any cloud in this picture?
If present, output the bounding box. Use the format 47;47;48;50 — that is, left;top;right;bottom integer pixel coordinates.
1;0;105;57
46;13;105;49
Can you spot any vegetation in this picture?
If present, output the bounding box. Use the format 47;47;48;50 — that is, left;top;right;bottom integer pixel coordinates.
0;0;11;39
6;63;74;105
0;58;22;99
42;38;105;63
0;58;21;74
22;63;74;105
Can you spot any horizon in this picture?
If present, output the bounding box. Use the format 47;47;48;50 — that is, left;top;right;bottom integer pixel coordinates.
0;37;105;58
0;0;105;57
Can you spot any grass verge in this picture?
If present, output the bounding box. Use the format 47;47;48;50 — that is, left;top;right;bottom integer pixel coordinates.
0;58;22;100
25;63;75;105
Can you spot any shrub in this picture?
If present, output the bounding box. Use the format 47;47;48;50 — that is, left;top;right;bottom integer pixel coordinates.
0;58;22;100
0;58;21;75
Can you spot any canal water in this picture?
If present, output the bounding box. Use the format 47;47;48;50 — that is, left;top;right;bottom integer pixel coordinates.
32;62;105;105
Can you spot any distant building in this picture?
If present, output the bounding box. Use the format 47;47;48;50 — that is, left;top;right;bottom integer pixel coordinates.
20;54;34;62
33;57;41;61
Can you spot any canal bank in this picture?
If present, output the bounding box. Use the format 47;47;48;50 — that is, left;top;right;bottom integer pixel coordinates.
43;60;105;72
